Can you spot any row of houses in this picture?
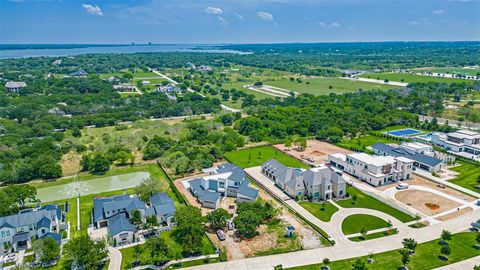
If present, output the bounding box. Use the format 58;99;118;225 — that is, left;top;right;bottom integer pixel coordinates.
93;192;176;246
188;164;259;209
0;205;66;253
261;160;347;200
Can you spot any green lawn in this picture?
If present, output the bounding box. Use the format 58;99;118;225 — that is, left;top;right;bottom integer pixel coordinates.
44;164;174;238
337;134;399;151
267;77;394;96
337;187;414;223
166;258;221;269
449;161;480;193
341;214;389;235
359;72;472;84
120;231;216;269
287;232;480;270
224;146;309;169
299;201;339;222
349;228;398;242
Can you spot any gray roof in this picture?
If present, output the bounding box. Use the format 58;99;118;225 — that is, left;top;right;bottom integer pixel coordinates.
150;192;173;206
285;175;305;191
237;185;259;199
150;192;176;217
108;213;136;236
40;233;62;246
0;208;56;229
372;142;443;167
37;217;51;228
202;191;221;203
93;194;145;223
13;232;29;242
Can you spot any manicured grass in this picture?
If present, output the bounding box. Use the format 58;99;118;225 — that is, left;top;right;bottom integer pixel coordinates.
287;232;480;270
341;214;389;235
337;187;414;223
359;72;472;84
224;146;309;169
268;77;394;96
166;257;221;269
299;201;339;222
120;231;216;269
336;134;399;151
349;228;398;242
449;161;480;193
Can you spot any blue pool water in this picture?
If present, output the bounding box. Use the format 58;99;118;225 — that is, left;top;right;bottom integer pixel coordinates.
385;128;422;137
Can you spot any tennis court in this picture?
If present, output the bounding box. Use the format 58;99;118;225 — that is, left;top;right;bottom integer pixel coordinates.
385;128;422;137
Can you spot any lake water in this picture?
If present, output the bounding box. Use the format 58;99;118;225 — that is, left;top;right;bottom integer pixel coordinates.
0;44;251;59
37;171;150;202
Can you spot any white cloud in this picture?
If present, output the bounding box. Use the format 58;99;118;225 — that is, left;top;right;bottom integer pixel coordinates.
82;4;103;16
217;16;229;25
318;21;341;28
234;13;244;21
432;9;445;15
204;6;223;15
257;11;274;21
406;20;419;25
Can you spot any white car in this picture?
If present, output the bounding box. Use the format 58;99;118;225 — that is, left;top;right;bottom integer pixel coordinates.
396;183;409;190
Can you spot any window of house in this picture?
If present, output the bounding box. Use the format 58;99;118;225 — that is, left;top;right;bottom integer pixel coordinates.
1;231;5;237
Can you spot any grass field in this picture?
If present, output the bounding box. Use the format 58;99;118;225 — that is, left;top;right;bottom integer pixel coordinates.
287;232;480;270
299;201;339;222
341;214;390;235
267;77;394;95
359;72;472;84
449;161;480;193
337;187;414;223
120;231;216;269
349;228;398;242
224;145;309;169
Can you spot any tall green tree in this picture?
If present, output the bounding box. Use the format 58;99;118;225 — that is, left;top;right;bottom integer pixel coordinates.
63;235;108;270
207;208;231;231
33;237;60;264
172;206;204;254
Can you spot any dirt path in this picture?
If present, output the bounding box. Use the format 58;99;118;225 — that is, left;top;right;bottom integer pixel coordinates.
395;189;461;216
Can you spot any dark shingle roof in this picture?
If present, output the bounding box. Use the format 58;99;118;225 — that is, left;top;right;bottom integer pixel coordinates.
237;185;259;199
40;232;62;246
372;142;442;167
108;213;136;236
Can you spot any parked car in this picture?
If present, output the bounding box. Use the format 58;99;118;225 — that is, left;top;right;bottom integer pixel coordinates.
471;219;480;231
216;229;226;241
396;183;409;190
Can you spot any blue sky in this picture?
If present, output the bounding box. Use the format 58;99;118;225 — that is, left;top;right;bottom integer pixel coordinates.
1;0;479;44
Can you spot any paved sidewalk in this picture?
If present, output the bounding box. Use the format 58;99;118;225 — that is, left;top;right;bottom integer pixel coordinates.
433;255;480;269
182;207;480;270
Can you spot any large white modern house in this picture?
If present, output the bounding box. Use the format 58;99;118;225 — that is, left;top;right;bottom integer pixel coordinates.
328;152;413;187
431;130;480;160
188;164;259;209
261;159;347;200
0;205;65;252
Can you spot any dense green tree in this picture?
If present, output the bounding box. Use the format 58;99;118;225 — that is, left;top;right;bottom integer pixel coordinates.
63;235;108;270
33;237;60;264
172;206;204;255
207;208;231;231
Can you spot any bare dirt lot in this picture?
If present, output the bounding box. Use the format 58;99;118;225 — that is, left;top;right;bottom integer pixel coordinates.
377;174;476;202
274;140;354;166
436;207;473;221
395;189;462;216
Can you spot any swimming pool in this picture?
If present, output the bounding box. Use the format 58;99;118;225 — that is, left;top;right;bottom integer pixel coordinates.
385;128;422;137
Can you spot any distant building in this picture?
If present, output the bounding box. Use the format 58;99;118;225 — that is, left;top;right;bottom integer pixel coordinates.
69;70;88;77
0;205;66;252
431;130;480;160
106;76;119;83
197;65;213;72
372;142;443;172
188;164;259;209
5;81;27;92
157;84;181;93
141;80;150;85
261;159;346;200
113;84;136;92
328;152;413;187
93;193;176;245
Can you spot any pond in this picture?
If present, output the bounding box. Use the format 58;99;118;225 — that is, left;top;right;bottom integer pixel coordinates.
37;172;150;202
